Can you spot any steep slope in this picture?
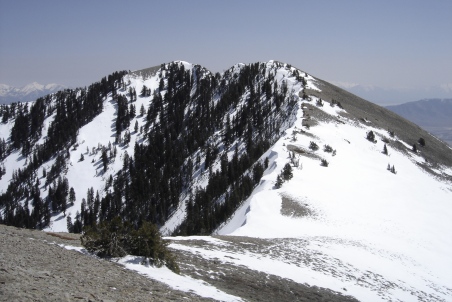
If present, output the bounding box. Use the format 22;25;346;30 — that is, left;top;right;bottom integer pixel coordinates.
0;61;304;234
215;76;452;301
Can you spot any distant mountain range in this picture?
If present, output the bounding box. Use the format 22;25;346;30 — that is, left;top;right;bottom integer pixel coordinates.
386;99;452;146
0;82;66;104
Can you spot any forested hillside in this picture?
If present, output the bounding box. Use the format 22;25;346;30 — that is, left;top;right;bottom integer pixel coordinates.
0;61;307;234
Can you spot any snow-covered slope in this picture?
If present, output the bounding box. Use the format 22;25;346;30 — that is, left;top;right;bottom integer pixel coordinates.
214;91;452;300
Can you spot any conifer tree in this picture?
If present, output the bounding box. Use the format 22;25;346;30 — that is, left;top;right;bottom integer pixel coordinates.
282;163;293;181
275;175;283;189
69;187;76;206
383;144;388;155
418;137;425;147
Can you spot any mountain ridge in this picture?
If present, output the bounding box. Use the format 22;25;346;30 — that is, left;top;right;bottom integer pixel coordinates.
333;82;452;106
0;82;66;104
386;98;452;146
0;60;451;301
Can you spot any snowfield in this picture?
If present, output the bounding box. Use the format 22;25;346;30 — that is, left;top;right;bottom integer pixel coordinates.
213;95;452;301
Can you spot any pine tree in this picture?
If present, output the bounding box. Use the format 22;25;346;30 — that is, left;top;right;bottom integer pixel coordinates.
140;85;148;97
140;104;145;116
383;144;388;155
282;163;293;181
69;187;76;206
275;175;283;189
102;149;108;171
66;215;73;232
418;137;425;147
129;104;136;118
391;165;396;174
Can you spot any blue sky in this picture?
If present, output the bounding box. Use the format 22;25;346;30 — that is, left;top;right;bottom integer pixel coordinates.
1;0;451;103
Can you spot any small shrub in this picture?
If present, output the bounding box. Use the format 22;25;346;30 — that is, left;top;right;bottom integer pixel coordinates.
309;141;319;151
331;99;343;108
320;159;329;167
81;217;179;273
323;145;333;153
366;131;376;143
412;144;417;153
418;137;425;147
316;98;324;107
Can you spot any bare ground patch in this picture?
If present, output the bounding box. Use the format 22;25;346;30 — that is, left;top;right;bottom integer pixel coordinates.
287;144;323;161
280;194;315;218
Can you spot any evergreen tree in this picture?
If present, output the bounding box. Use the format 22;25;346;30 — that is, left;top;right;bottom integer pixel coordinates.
140;85;148;97
140;104;145;116
66;215;73;232
69;187;76;206
367;131;376;142
101;149;108;171
383;144;388;155
275;175;283;189
282;163;293;181
418;137;425;147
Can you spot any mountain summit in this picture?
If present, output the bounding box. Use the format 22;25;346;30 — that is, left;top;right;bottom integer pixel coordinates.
0;60;451;301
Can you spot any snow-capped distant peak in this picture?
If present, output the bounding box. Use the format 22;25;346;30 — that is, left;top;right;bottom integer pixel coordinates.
22;82;45;94
0;82;66;104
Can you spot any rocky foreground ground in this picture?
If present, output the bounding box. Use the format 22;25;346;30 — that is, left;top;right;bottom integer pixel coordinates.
0;224;211;302
0;224;358;301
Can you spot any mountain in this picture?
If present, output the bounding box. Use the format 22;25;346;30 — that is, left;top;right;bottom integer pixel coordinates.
386;98;452;146
0;61;451;301
333;82;452;106
0;82;66;104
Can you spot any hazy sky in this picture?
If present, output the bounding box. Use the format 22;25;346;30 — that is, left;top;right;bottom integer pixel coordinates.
1;0;451;100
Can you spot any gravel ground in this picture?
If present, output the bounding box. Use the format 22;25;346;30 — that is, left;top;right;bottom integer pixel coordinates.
0;224;360;302
0;224;212;302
